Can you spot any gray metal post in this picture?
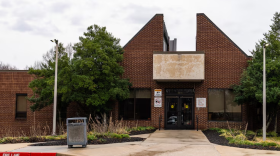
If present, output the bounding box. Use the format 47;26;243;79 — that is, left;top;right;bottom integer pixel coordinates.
52;40;59;135
263;45;266;141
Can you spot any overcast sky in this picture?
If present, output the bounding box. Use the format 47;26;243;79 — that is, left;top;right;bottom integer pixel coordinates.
0;0;279;69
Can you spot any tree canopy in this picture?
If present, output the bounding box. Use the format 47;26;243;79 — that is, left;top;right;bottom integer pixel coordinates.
27;43;72;116
27;24;131;117
233;12;280;130
71;25;131;112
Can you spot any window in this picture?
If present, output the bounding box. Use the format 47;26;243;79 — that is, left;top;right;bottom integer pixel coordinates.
208;89;241;121
119;89;151;120
16;94;27;118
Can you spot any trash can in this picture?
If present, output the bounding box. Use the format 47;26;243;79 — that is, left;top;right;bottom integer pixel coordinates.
66;117;87;148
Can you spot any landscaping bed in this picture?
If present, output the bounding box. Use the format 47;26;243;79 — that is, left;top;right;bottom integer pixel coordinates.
0;126;156;146
203;129;280;151
128;126;157;136
30;137;145;146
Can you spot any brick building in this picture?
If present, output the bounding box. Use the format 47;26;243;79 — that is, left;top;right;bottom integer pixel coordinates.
1;13;279;135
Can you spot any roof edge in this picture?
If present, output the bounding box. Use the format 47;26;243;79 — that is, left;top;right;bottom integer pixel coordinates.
123;14;163;48
0;70;28;72
197;13;250;57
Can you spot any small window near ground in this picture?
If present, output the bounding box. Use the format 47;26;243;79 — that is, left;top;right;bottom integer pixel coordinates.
16;94;27;118
119;89;151;120
208;89;241;121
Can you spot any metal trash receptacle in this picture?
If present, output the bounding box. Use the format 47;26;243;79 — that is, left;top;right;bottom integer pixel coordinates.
66;117;87;148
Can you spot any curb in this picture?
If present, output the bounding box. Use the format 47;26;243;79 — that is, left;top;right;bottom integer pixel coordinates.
0;152;57;156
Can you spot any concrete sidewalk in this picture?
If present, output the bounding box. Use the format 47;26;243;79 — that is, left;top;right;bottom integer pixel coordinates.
215;145;280;156
5;130;280;156
0;143;33;152
10;130;220;156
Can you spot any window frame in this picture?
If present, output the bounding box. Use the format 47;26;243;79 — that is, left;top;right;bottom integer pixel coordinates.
207;88;242;122
119;88;152;120
15;93;28;119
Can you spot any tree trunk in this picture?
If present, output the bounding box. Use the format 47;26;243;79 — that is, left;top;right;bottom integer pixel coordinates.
103;112;107;132
58;110;61;135
266;114;274;131
274;114;277;132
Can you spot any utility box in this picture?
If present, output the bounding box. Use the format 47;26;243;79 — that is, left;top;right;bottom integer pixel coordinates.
66;117;87;148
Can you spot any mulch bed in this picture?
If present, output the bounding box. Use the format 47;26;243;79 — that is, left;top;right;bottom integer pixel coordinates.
129;129;157;136
30;137;145;146
203;129;280;151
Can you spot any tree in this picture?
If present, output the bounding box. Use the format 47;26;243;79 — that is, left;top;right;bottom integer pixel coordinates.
233;12;280;132
27;43;73;123
71;25;131;116
27;25;131;122
26;43;74;70
0;61;17;70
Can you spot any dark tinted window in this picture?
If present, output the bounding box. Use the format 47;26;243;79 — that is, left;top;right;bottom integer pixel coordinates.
16;94;27;118
119;89;151;120
208;89;241;121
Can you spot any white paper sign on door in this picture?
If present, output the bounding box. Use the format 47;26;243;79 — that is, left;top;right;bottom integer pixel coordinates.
154;97;162;107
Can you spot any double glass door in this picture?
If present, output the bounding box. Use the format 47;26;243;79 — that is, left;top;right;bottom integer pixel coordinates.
166;96;193;129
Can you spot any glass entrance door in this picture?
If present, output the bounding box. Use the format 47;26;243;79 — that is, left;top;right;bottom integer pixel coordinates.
166;96;193;129
180;97;193;128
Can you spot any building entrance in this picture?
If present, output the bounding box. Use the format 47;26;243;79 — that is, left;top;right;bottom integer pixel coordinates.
165;89;194;129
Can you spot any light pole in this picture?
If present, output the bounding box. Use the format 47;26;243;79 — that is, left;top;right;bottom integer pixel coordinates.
263;43;269;141
51;39;58;135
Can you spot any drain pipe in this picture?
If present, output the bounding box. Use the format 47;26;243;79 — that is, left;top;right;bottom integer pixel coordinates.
196;115;198;131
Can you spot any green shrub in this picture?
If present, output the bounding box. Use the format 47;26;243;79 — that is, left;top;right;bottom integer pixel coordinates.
127;126;156;132
121;134;130;138
87;135;97;140
110;133;122;139
260;141;277;147
246;130;256;136
21;137;29;142
256;129;262;136
267;131;278;137
209;127;221;131
45;136;55;140
235;134;246;140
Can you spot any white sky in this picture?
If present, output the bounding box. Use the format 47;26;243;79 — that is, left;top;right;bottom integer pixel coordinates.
0;0;279;69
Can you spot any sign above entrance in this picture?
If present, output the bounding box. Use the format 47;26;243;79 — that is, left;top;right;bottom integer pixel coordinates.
154;89;162;96
154;97;162;107
196;98;206;107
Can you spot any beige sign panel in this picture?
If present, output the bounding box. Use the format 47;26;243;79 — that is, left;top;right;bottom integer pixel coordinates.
153;52;205;82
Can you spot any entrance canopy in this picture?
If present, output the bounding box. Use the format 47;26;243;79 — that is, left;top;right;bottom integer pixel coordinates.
153;51;205;82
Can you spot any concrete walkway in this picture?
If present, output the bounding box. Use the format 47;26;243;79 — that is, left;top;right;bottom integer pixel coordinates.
215;145;280;156
5;130;280;156
9;130;220;156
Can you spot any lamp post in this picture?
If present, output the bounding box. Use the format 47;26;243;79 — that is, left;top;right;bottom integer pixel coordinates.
51;39;58;135
263;43;269;141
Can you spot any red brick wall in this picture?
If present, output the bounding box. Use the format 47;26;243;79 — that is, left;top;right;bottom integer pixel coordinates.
114;13;252;130
0;71;53;137
196;13;251;129
2;13;277;132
